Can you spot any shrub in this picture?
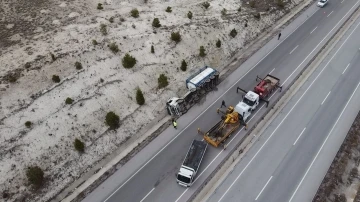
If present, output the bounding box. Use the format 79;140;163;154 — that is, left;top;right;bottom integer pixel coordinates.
122;53;137;68
203;2;210;9
26;166;44;187
109;42;119;53
238;7;242;12
216;39;221;48
109;16;114;23
230;28;237;38
187;11;193;19
136;88;145;105
75;62;82;70
158;74;169;89
254;12;261;19
97;3;103;10
25;121;32;128
50;52;56;61
171;32;181;43
249;0;256;8
166;6;172;13
52;75;60;83
221;8;227;16
74;138;85;152
100;24;107;35
92;39;98;45
8;75;17;83
65;97;74;105
25;62;31;69
151;45;155;53
199;46;206;57
276;0;285;8
152;18;161;28
105;111;120;129
180;59;187;71
131;8;139;18
120;17;125;22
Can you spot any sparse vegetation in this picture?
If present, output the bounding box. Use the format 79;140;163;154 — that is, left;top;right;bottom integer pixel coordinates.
25;121;32;128
254;12;261;19
249;0;256;8
97;3;103;10
238;7;242;12
230;28;237;38
122;53;137;68
26;166;44;187
7;75;17;83
50;52;56;61
120;17;125;22
203;2;210;9
180;59;187;71
105;111;120;129
199;46;206;57
136;88;145;105
187;11;193;19
100;24;107;35
152;18;161;28
158;74;169;89
52;75;60;83
74;138;85;152
109;42;119;53
75;62;82;70
25;62;31;69
276;0;285;8
151;45;155;53
65;97;74;105
131;8;139;18
109;16;114;23
221;8;227;16
92;39;98;45
216;39;221;48
166;6;172;13
171;32;181;43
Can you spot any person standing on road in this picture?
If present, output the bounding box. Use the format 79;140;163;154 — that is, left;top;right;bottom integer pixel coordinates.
278;32;282;40
221;100;227;108
172;119;177;129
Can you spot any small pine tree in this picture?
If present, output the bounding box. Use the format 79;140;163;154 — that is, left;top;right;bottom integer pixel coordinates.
105;111;120;129
216;39;221;48
131;9;139;18
92;39;98;45
203;2;210;9
158;74;169;89
109;42;119;53
74;138;85;152
166;6;172;13
187;11;193;19
109;17;114;23
199;46;206;57
152;18;161;28
97;3;103;10
25;121;32;128
26;166;44;187
136;88;145;105
221;8;227;16
151;45;155;53
171;32;181;43
122;53;137;68
52;75;60;83
100;24;107;35
230;28;237;38
180;59;187;71
75;62;82;70
65;97;74;105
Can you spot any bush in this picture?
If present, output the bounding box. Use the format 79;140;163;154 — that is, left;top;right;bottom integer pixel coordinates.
25;121;32;128
199;46;206;57
152;18;161;28
108;42;119;53
50;52;56;61
131;8;139;18
122;53;137;68
25;62;31;69
26;166;44;187
249;0;256;8
216;39;221;48
187;11;193;19
158;74;169;89
105;111;120;129
180;59;187;71
52;75;60;83
254;12;261;19
8;75;17;83
120;17;125;22
238;7;242;12
74;138;85;152
97;3;103;10
65;97;74;105
276;0;285;8
166;6;172;13
92;39;98;45
203;2;210;9
75;62;82;70
221;8;227;16
151;45;155;53
100;24;107;35
109;16;114;23
136;88;145;105
171;32;181;43
230;28;237;38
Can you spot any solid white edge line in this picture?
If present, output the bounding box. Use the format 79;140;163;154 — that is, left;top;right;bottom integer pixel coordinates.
103;7;319;202
293;128;306;145
327;11;334;18
255;176;273;200
217;13;360;202
139;188;155;202
310;26;318;34
321;91;331;105
289;81;360;202
342;63;350;74
289;45;299;54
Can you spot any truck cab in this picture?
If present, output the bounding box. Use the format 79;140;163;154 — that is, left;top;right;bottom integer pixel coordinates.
177;166;195;187
234;101;252;122
242;91;259;111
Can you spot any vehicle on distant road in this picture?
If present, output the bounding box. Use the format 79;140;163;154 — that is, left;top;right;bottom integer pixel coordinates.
317;0;328;7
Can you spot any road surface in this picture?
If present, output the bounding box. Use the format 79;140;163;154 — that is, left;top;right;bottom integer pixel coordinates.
206;7;360;202
82;0;360;201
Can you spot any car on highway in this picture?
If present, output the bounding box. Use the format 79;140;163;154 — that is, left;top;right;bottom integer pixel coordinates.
317;0;328;7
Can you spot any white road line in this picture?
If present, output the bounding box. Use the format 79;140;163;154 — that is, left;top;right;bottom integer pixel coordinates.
310;26;318;34
139;188;155;202
289;80;360;202
293;128;306;145
281;1;359;87
104;7;319;202
218;15;360;202
341;0;345;3
342;63;350;74
255;176;273;200
269;68;276;74
321;91;331;105
289;45;299;54
327;11;334;18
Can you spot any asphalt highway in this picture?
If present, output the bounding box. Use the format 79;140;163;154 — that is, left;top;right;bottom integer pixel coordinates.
206;9;360;202
82;0;360;201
